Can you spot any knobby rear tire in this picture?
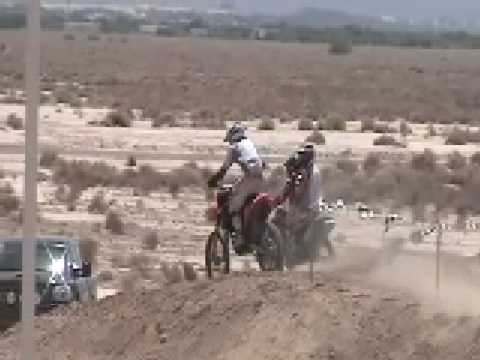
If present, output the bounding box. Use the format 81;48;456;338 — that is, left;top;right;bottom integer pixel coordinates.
258;223;284;272
206;230;230;279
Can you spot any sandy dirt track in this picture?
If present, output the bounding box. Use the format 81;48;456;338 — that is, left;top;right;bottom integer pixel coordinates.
1;249;480;360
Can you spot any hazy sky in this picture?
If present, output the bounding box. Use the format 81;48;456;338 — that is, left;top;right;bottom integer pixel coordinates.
44;1;480;19
234;0;480;18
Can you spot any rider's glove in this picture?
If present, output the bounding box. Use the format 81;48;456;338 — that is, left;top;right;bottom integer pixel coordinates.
207;176;218;189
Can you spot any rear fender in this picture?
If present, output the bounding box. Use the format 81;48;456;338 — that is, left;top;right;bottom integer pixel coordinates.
243;194;274;243
244;194;274;225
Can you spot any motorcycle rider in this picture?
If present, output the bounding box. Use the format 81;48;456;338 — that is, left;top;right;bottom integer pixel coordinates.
208;122;264;250
285;144;323;256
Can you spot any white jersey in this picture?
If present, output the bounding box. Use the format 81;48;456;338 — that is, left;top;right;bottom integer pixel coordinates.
222;138;263;175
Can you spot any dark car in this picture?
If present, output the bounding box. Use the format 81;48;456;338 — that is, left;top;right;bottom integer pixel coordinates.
0;236;96;323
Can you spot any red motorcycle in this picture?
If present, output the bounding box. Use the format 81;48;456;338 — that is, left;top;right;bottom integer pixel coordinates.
205;184;284;278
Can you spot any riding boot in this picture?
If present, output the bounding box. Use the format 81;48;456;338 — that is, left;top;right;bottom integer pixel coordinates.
231;213;243;248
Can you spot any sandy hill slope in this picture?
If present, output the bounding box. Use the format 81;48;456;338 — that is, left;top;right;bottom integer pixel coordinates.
0;271;479;360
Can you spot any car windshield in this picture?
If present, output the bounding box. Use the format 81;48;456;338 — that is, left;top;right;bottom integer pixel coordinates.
0;240;67;272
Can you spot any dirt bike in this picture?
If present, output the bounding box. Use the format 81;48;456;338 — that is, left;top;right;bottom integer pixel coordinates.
270;206;336;269
268;169;336;270
205;184;284;279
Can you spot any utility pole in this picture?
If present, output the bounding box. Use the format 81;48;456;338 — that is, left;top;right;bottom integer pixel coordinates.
22;0;40;359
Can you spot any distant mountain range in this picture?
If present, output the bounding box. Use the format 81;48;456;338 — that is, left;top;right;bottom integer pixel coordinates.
33;1;480;31
279;7;384;28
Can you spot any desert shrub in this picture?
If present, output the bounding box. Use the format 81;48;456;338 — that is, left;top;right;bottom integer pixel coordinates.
0;184;19;217
168;181;180;198
160;263;183;284
467;130;480;143
97;271;114;282
373;123;397;134
111;254;128;268
126;155;136;167
182;262;197;281
142;231;159;250
87;192;108;214
6;113;23;130
39;148;59;168
400;120;412;137
87;34;101;41
298;118;314;131
411;149;436;172
152;112;175;128
105;210;124;234
326;116;346;131
63;33;75;41
257;118;276;131
52;157;210;196
471;152;480;166
103;111;131;128
193;117;225;129
54;184;68;203
128;253;151;278
54;90;73;104
279;112;294;124
53;159;118;192
329;39;352;55
306;130;325;145
361;118;376;132
191;109;225;129
445;127;468;145
447;151;467;170
336;159;358;175
373;135;398;146
427;124;437;137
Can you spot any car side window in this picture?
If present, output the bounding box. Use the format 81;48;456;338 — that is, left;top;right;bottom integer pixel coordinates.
69;242;82;268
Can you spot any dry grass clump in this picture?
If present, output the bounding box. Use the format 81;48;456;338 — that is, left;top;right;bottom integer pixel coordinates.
6;113;23;130
102;111;132;127
445;127;480;145
305;130;325;145
126;155;137;167
128;253;151;278
400;120;412;137
329;39;353;55
373;135;399;146
336;159;358;175
105;210;124;234
161;263;183;284
471;152;480;166
298;118;314;131
257;118;276;130
142;231;159;250
447;151;467;170
363;152;382;175
182;262;198;281
87;192;108;214
97;270;114;283
321;116;346;131
152;112;176;128
361;118;376;132
39;148;59;168
0;183;19;217
427;124;437;137
191;109;225;129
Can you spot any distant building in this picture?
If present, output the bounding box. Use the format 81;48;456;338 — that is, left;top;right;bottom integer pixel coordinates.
64;22;100;32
